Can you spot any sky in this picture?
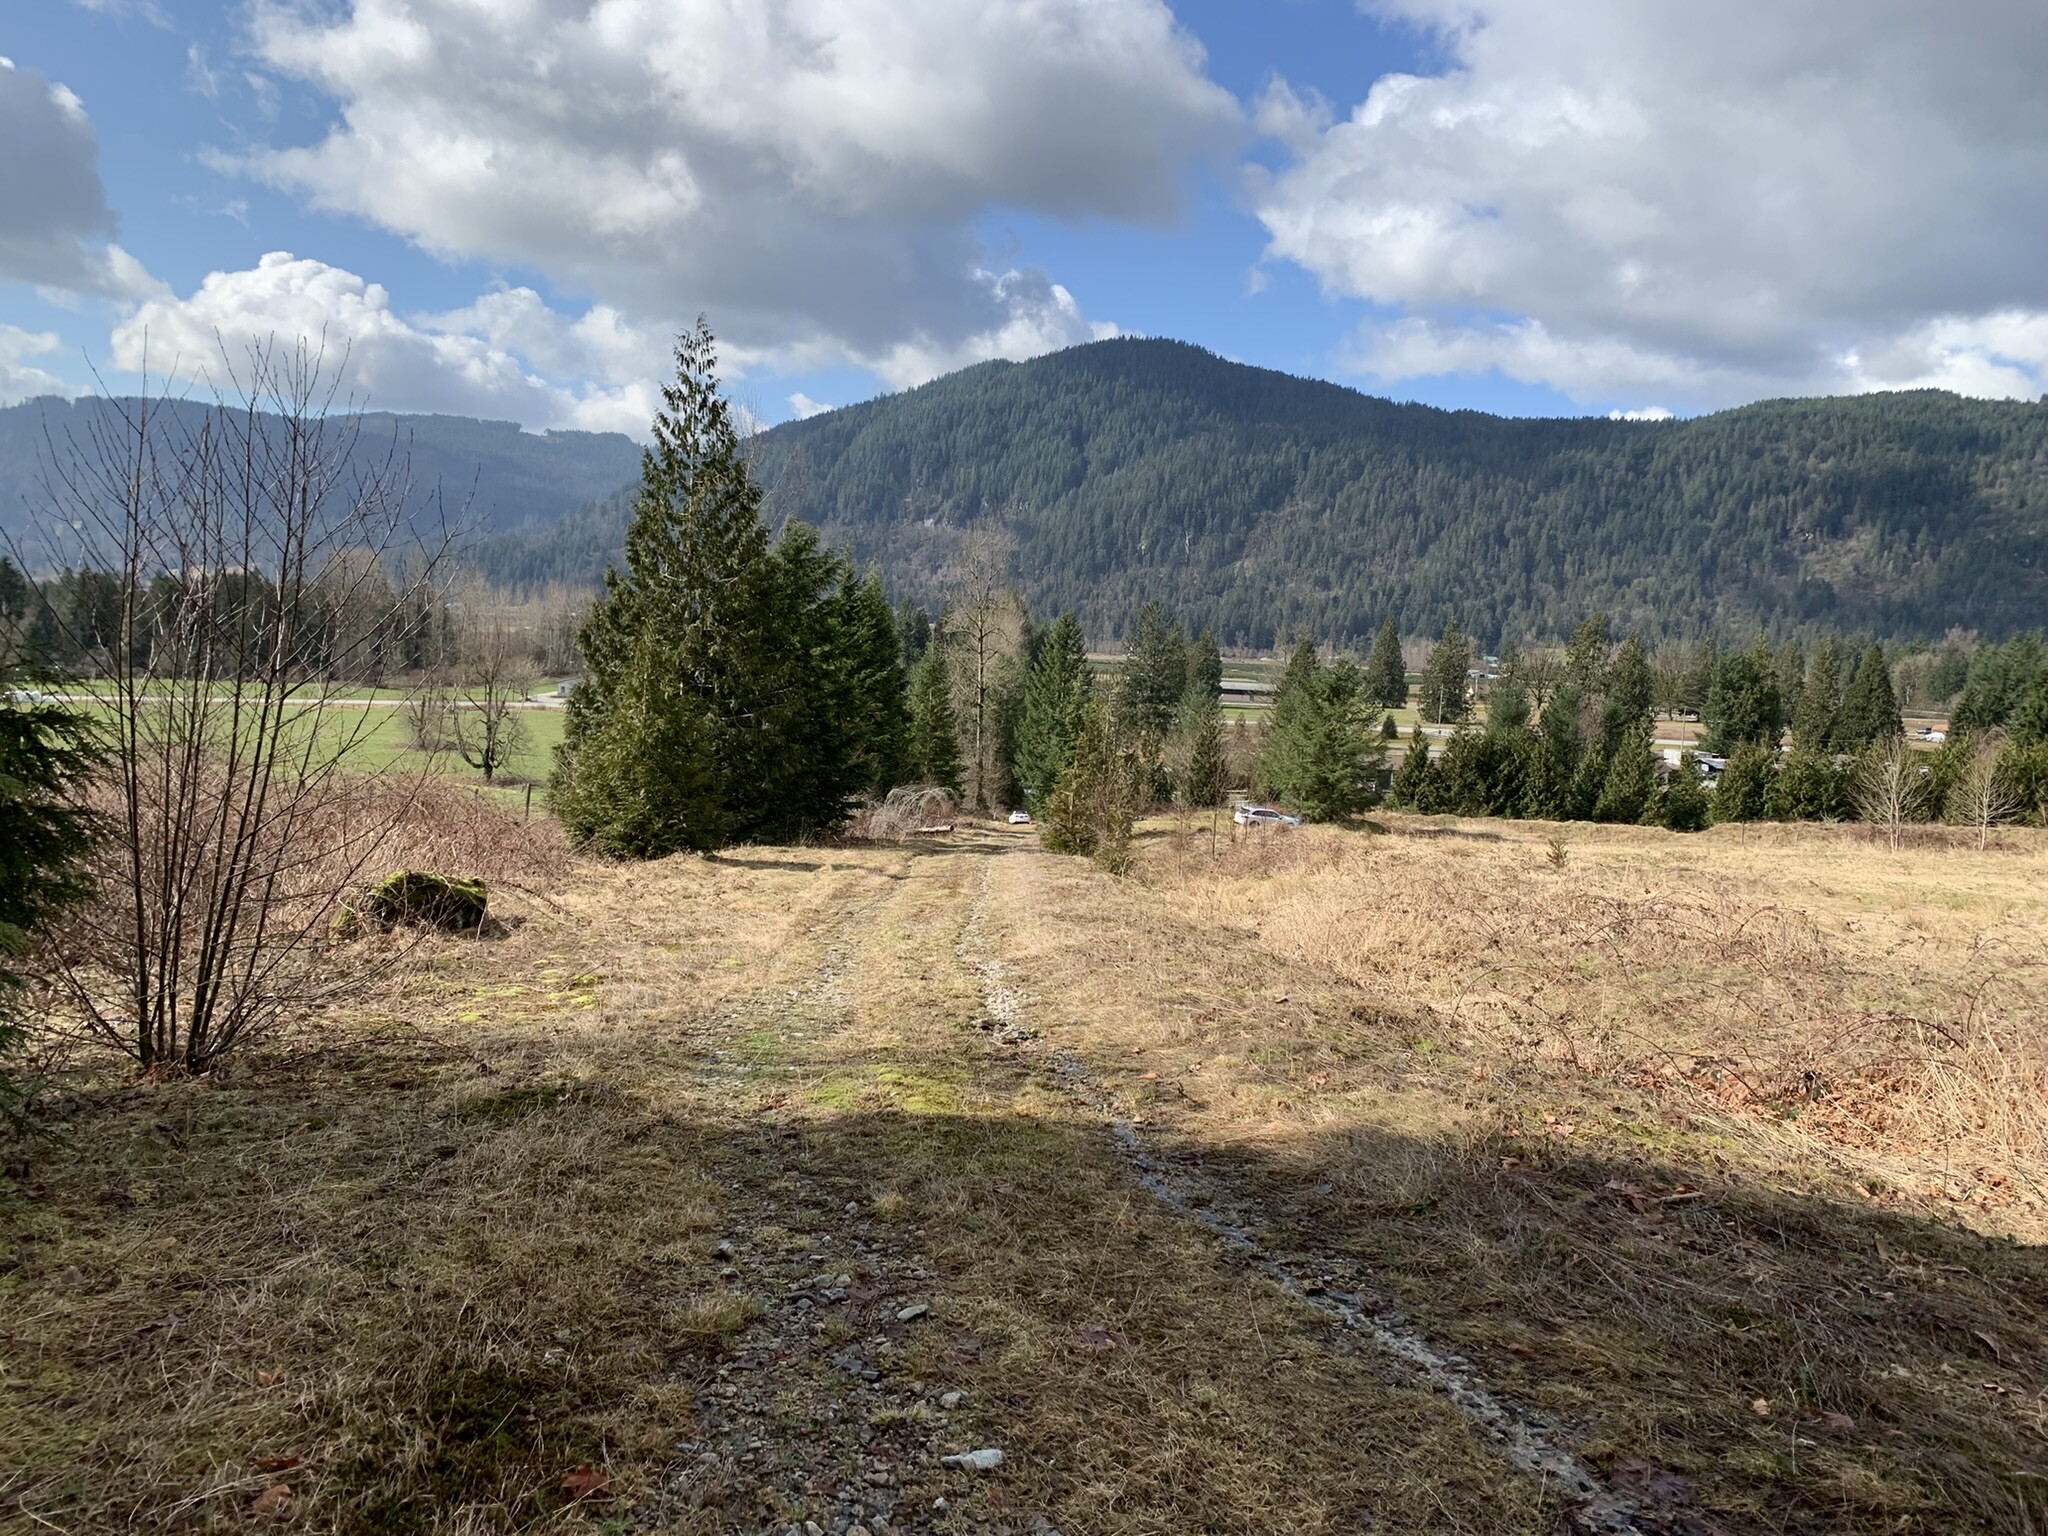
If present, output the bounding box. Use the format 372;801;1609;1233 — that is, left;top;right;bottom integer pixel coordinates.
5;0;2048;439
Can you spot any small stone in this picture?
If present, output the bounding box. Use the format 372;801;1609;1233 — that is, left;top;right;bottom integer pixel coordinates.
714;1240;735;1260
939;1391;963;1409
805;1523;825;1536
849;1526;871;1536
896;1303;928;1322
932;1498;948;1512
941;1448;1004;1472
845;1201;860;1214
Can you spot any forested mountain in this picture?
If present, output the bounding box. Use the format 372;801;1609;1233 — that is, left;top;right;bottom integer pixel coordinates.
0;396;641;553
481;339;2048;647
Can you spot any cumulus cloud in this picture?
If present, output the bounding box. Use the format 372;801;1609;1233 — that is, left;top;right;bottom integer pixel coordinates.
0;324;79;406
110;251;668;436
231;0;1236;382
1255;0;2048;405
0;56;146;295
788;393;832;420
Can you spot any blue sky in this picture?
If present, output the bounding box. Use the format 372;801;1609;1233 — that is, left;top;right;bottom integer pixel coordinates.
5;1;2046;437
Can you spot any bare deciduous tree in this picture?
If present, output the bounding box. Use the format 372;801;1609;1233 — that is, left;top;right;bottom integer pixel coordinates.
939;525;1025;815
448;581;537;783
29;342;451;1073
1854;739;1921;852
1946;732;2018;851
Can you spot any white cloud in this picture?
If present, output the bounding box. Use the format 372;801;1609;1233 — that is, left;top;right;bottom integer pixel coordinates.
1255;0;2048;405
231;0;1237;383
0;56;145;296
1608;406;1672;422
109;251;668;436
866;269;1119;391
788;392;832;420
0;324;79;406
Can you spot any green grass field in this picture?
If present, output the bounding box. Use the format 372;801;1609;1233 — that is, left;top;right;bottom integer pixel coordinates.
61;695;565;798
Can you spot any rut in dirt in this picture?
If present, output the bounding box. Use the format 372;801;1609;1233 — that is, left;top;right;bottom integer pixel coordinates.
957;846;1653;1536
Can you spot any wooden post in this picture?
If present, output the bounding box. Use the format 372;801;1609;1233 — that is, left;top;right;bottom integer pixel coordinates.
524;783;533;821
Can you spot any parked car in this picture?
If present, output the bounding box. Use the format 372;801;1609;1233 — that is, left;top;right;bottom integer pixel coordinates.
1007;809;1032;824
1232;802;1302;828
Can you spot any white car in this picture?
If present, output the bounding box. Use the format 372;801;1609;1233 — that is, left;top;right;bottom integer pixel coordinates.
1007;809;1032;824
1232;803;1302;828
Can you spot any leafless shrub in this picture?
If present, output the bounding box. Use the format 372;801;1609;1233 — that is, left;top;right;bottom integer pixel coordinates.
27;340;455;1073
448;580;538;782
1947;732;2019;851
1853;739;1920;851
845;785;961;842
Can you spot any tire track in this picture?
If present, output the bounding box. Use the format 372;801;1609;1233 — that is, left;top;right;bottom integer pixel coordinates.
958;848;1650;1536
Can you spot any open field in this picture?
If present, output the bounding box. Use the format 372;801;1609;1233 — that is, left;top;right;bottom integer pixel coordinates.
46;695;566;794
3;811;2044;1534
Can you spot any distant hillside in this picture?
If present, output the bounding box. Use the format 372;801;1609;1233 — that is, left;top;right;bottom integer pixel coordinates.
0;395;642;555
480;338;2048;646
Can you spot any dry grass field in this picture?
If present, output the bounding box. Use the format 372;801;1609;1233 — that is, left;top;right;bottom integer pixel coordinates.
3;808;2044;1534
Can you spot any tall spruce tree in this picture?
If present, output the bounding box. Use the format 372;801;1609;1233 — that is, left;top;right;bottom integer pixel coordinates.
1259;659;1383;821
1486;646;1533;736
1119;601;1188;737
1388;724;1435;809
1592;720;1658;824
1601;634;1654;755
1013;613;1092;811
557;319;882;852
1363;618;1408;710
1793;637;1846;749
895;600;931;669
1836;644;1902;750
906;643;964;792
1713;742;1777;822
1419;620;1472;723
1186;627;1223;701
1169;681;1227;807
0;686;101;1130
1702;638;1784;755
1563;614;1613;696
845;572;911;795
1259;640;1321;797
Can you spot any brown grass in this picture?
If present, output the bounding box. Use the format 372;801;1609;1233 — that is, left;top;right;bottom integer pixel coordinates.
8;812;2046;1536
988;813;2048;1533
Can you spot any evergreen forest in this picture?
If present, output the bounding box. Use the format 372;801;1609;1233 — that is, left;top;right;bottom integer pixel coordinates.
476;337;2048;648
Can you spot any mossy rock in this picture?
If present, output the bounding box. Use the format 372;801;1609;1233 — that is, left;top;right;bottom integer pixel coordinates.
361;871;488;932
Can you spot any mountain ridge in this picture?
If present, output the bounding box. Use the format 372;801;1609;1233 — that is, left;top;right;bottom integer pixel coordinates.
483;337;2048;645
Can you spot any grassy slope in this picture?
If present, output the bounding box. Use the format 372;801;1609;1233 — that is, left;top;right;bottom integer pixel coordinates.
3;817;2044;1534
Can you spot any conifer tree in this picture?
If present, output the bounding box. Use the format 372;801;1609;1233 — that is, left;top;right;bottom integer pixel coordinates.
1657;753;1711;831
1592;720;1658;823
1702;638;1784;754
1600;634;1654;754
906;643;964;792
1262;659;1384;821
1713;742;1777;822
895;600;931;669
1388;725;1435;808
555;319;882;852
1769;741;1852;821
1525;683;1588;819
1835;644;1902;750
1013;613;1091;811
1563;614;1613;696
845;572;911;795
2013;671;2048;747
1118;601;1188;737
1186;627;1223;701
1169;681;1227;807
0;685;101;1129
1363;618;1408;710
553;638;724;856
1486;646;1533;736
1793;637;1845;749
1042;693;1141;873
1419;620;1472;723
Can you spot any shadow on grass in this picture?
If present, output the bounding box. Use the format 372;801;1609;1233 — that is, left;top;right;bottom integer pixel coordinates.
3;1052;2043;1536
